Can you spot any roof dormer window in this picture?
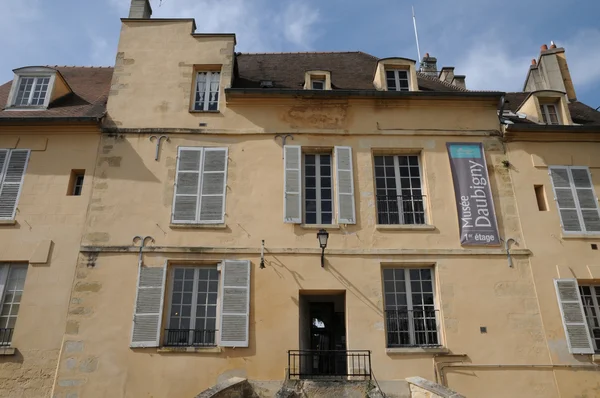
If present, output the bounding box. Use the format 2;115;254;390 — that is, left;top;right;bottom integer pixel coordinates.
311;79;325;90
5;67;71;111
386;70;410;92
14;76;51;107
540;103;561;125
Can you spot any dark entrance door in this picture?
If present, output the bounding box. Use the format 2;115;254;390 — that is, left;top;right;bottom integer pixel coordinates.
298;293;346;378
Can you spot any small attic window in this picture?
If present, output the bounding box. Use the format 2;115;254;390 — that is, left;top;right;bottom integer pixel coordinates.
311;79;325;90
540;102;561;125
6;67;65;110
386;70;410;91
260;80;273;88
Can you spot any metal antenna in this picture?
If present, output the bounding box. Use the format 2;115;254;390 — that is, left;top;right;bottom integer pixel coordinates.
412;6;422;70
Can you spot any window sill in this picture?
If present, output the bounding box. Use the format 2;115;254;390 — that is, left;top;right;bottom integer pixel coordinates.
170;223;227;229
386;347;448;355
189;110;221;114
3;106;48;112
376;224;436;231
592;354;600;363
157;346;222;354
300;224;340;230
0;347;16;356
0;220;17;226
561;234;600;240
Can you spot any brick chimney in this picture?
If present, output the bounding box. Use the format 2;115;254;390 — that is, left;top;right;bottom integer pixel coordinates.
129;0;152;19
421;53;438;76
523;42;576;101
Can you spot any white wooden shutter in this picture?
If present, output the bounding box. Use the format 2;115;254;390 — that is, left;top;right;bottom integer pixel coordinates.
219;260;250;347
283;145;302;224
554;279;594;354
131;265;166;348
172;148;202;223
335;146;356;224
0;150;29;220
198;148;228;223
571;167;600;232
550;167;581;232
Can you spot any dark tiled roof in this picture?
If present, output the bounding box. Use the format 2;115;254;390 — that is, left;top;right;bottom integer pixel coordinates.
234;52;465;92
504;92;600;125
0;67;113;121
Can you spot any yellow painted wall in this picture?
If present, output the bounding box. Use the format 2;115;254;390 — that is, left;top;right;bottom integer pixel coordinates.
506;141;600;396
0;127;100;397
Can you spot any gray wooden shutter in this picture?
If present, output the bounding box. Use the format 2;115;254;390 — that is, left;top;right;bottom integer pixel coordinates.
335;146;356;224
0;265;9;304
172;148;202;223
283;145;302;224
571;167;600;232
198;148;228;223
549;167;581;232
554;279;594;354
0;150;29;220
131;265;167;348
219;260;250;347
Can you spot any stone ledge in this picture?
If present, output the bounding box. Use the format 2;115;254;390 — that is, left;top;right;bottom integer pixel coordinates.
170;223;227;229
300;224;340;230
157;346;222;354
0;220;17;226
376;224;436;231
561;234;600;240
406;376;465;398
592;354;600;363
0;347;16;356
387;347;449;355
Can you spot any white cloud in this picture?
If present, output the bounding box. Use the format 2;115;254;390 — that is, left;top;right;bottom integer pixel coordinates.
281;1;320;49
454;41;531;92
106;0;321;52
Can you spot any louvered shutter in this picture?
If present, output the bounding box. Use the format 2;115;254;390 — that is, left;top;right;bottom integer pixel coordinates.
0;265;9;304
172;148;202;223
131;265;166;348
571;167;600;232
550;167;581;232
554;279;594;354
219;260;250;347
335;146;356;224
283;145;302;224
0;150;29;220
198;148;227;223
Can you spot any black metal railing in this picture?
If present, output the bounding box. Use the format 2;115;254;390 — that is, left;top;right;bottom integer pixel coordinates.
288;350;371;380
0;328;13;346
376;194;426;225
385;309;440;348
163;329;217;347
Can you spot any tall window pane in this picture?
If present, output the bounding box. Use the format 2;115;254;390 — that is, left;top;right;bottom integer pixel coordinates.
304;153;333;224
0;264;28;345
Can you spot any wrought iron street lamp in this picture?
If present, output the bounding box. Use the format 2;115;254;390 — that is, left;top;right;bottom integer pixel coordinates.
317;229;329;268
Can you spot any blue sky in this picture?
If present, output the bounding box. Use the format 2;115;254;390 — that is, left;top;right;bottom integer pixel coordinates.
1;0;599;107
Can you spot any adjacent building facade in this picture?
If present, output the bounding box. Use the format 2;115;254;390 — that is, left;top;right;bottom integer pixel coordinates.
0;2;600;397
0;66;112;397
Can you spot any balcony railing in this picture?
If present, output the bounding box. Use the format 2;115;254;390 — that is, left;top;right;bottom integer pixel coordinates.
163;329;217;347
288;350;371;380
385;309;440;348
0;328;13;346
376;194;426;225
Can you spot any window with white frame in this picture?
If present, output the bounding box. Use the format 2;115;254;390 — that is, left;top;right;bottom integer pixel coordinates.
193;71;220;111
374;155;426;225
383;268;439;347
311;79;325;90
0;149;30;220
549;166;600;233
0;264;28;346
540;103;561;125
165;266;219;347
579;285;600;352
304;153;333;225
385;70;410;91
13;76;51;107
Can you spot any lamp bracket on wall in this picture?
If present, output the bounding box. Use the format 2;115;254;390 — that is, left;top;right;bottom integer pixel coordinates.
133;235;154;267
149;135;170;161
274;134;294;158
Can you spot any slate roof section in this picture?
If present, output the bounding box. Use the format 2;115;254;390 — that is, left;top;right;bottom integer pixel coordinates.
234;52;465;92
0;67;113;121
504;92;600;126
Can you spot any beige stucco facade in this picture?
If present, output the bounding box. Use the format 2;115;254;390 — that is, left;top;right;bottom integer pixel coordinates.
0;125;100;397
46;17;600;398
